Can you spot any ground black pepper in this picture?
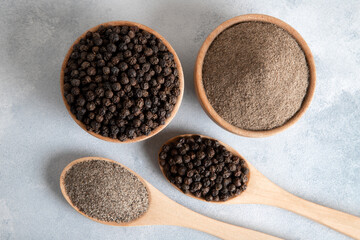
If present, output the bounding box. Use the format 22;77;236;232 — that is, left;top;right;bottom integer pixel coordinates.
202;21;309;131
63;25;181;141
159;135;249;202
64;160;149;223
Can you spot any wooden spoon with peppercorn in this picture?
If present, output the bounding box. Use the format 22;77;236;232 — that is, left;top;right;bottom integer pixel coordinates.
158;134;360;239
60;157;280;240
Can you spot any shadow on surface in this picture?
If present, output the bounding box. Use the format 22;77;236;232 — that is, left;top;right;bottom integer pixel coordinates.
45;150;93;204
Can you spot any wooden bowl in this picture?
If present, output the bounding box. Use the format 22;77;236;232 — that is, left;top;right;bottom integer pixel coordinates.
61;21;184;143
194;14;316;138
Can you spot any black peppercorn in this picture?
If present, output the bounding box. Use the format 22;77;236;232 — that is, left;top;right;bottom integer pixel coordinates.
162;144;170;152
159;151;167;160
223;178;232;186
70;78;81;87
102;98;111;107
86;67;96;76
209;173;217;181
127;68;136;78
159;159;166;167
144;47;153;56
108;105;116;113
241;174;248;183
95;115;104;123
88;112;95;119
174;155;182;164
196;151;206;160
233;178;242;187
104;90;113;99
94;37;103;46
187;170;195;178
182;176;192;186
177;166;186;176
66;95;75;106
111;82;121;91
71;87;80;96
181;184;190;193
211;189;219;197
205;195;213;201
193;174;201;182
183;155;191;163
222;170;231;179
86;102;96;111
107;43;117;52
191;182;202;192
175;176;182;184
228;184;236;193
102;66;110;75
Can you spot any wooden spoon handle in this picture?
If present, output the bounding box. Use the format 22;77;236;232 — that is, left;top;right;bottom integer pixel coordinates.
272;191;360;239
233;165;360;239
148;184;281;240
177;208;282;240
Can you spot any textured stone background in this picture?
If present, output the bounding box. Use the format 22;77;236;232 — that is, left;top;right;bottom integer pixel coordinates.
0;0;359;239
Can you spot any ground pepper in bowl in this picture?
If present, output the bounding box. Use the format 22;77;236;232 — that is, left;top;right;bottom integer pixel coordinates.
62;23;182;142
202;21;309;131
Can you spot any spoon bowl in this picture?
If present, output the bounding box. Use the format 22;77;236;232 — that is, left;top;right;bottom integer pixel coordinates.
60;157;150;227
158;134;360;239
60;157;280;239
158;134;252;203
60;21;184;143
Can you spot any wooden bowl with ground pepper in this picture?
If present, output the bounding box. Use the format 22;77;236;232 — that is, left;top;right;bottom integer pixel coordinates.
194;14;316;137
61;21;184;143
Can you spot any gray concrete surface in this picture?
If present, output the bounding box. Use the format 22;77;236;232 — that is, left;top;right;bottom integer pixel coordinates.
0;0;359;239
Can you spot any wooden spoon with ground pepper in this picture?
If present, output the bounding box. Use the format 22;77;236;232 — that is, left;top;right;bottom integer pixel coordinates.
158;134;360;239
60;157;280;240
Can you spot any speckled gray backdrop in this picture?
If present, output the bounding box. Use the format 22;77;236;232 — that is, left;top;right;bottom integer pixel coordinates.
0;0;359;239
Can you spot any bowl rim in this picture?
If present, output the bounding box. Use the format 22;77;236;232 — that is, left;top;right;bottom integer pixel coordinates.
194;14;316;138
60;21;184;143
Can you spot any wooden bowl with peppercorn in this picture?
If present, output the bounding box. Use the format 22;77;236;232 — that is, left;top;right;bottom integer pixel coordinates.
194;14;316;137
61;21;184;143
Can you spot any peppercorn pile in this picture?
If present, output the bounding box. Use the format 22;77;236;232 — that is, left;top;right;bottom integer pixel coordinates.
63;25;181;141
159;135;249;202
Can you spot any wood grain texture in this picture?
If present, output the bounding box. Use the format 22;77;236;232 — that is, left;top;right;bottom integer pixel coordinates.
60;157;281;240
194;14;316;138
60;21;184;143
158;134;360;239
228;165;360;240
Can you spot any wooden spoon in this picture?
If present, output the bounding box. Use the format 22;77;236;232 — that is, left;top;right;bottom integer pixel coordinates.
158;135;360;239
60;157;281;240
